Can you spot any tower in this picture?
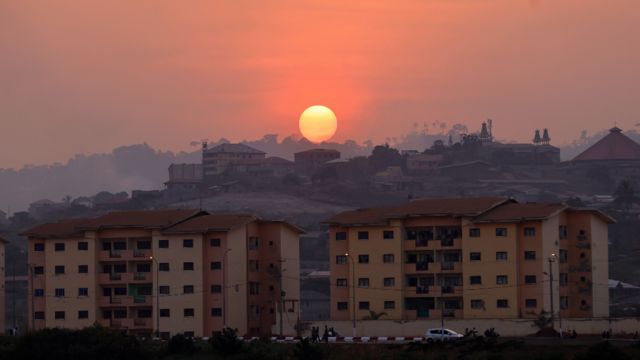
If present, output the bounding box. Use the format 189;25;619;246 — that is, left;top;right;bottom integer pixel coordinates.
542;129;550;145
533;130;542;145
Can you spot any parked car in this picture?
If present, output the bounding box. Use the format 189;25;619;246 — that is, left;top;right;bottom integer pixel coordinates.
425;328;464;342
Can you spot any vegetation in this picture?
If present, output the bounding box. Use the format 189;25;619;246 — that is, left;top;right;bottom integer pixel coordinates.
1;327;639;360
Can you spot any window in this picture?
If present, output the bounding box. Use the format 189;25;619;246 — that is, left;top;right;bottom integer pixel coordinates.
159;239;169;248
358;278;370;288
336;278;348;288
137;263;151;273
183;285;194;294
78;265;88;273
335;232;347;240
138;309;152;318
249;282;260;295
383;254;395;263
78;288;89;296
383;277;395;287
336;255;347;264
55;311;65;320
580;252;586;259
469;252;481;261
495;228;507;237
384;301;396;310
357;231;369;240
497;299;509;308
211;308;222;317
560;296;569;310
559;273;568;286
470;300;485;309
248;260;259;272
78;242;88;250
34;289;44;297
159;263;170;271
211;261;222;270
184;308;195;317
183;262;194;271
113;241;126;250
34;243;45;251
559;225;568;240
496;252;508;261
524;227;536;237
78;310;89;319
248;237;259;250
160;309;170;317
183;239;194;248
34;266;44;275
159;286;170;295
337;302;348;310
55;265;65;275
114;264;126;273
114;287;127;295
469;276;482;285
469;228;481;237
211;285;222;293
55;243;65;251
383;230;394;239
210;238;221;247
496;275;508;285
34;312;45;320
358;301;370;310
524;251;536;260
525;299;537;308
559;250;568;263
524;275;537;284
358;255;369;264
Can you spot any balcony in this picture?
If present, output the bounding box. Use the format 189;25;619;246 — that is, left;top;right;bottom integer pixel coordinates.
440;286;463;296
98;295;152;307
98;272;152;284
404;262;431;274
98;249;152;261
430;237;462;250
439;262;462;272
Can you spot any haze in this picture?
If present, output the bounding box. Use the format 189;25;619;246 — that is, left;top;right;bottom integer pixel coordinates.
1;0;639;169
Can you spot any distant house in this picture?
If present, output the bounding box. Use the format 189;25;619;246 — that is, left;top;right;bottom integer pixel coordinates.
202;143;266;179
294;149;340;175
28;199;68;219
406;154;443;175
164;163;202;200
436;161;493;179
228;156;295;177
374;166;421;192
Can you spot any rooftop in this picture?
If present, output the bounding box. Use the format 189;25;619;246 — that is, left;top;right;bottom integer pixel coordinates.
162;213;255;233
78;209;201;230
21;218;90;238
294;148;340;155
473;203;567;223
205;143;266;154
573;127;640;161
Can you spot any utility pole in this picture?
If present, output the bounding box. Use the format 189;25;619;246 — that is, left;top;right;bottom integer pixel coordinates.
548;254;556;336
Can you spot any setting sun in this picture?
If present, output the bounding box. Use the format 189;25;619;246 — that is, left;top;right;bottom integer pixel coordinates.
299;105;337;143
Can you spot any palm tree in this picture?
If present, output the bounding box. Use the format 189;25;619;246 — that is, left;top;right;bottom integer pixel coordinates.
531;311;553;331
363;310;387;320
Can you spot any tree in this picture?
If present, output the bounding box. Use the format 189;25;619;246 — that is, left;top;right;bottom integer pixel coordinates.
532;311;553;332
363;310;387;320
613;180;639;211
369;144;402;172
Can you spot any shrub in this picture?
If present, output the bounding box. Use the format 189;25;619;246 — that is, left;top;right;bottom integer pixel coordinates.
209;327;244;356
167;333;195;355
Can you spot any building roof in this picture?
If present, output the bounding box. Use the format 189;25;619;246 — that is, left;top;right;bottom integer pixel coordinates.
264;156;294;165
565;208;616;224
21;218;90;238
205;143;266;155
390;197;509;218
473;203;567;223
294;148;340;156
162;213;256;234
323;206;401;226
436;161;490;170
609;279;640;289
573;127;640;161
78;209;202;230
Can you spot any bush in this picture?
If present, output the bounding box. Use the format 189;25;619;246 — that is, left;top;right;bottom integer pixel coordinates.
293;338;323;360
573;341;631;360
209;327;244;356
167;333;195;355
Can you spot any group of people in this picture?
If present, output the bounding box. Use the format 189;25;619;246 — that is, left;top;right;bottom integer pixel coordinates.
463;327;499;338
309;325;338;343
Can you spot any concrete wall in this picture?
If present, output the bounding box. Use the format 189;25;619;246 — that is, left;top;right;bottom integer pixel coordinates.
308;318;640;337
226;226;248;335
590;217;609;318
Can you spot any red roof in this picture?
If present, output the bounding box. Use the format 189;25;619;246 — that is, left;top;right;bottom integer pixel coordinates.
79;209;201;230
21;218;90;238
162;214;255;233
473;203;567;223
573;127;640;161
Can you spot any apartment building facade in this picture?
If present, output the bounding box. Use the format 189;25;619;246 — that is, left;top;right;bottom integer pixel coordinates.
202;143;266;179
23;209;302;338
325;197;612;322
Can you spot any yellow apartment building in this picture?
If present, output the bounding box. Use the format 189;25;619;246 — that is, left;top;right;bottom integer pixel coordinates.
325;197;613;323
23;209;302;338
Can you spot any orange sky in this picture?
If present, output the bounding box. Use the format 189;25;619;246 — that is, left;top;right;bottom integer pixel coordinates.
1;0;639;168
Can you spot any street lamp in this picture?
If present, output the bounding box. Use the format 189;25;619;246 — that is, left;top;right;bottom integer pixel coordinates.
345;252;356;337
547;254;557;336
149;256;160;339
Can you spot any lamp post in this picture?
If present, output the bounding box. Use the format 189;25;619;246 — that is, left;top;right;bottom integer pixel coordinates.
345;253;356;337
548;254;557;336
150;256;160;339
222;248;231;330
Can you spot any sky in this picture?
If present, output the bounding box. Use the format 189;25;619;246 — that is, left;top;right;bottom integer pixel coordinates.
1;0;639;169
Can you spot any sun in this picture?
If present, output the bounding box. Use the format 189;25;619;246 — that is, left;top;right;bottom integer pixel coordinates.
299;105;337;143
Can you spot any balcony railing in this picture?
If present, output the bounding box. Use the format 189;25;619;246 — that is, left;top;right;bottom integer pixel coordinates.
110;250;122;258
416;286;429;294
133;250;148;258
440;262;456;271
110;273;122;281
134;273;147;281
441;239;454;247
416;262;428;271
